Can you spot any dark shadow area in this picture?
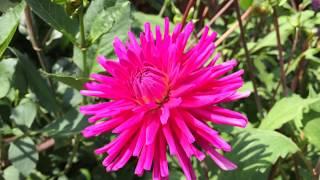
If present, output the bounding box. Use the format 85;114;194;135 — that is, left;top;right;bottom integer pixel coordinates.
215;132;272;180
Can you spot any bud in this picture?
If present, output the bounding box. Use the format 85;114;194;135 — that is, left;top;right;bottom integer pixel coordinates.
312;0;320;11
65;0;82;17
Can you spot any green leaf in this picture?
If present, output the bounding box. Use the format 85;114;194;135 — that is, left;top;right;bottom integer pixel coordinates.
170;169;185;180
239;81;253;93
310;98;320;113
42;108;87;137
0;76;10;98
259;95;319;130
219;128;299;180
12;49;60;113
41;71;88;90
8;137;39;176
0;0;20;13
51;0;68;5
304;118;320;150
96;1;131;56
0;58;18;77
240;0;253;9
286;48;320;75
268;0;287;6
0;1;25;57
0;58;19;98
133;12;174;31
3;166;23;180
88;11;113;43
74;0;131;73
250;15;294;53
84;0;117;29
25;0;79;43
10;98;37;128
279;0;287;6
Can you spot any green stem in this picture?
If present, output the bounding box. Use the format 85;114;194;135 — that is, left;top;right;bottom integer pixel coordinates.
159;0;168;17
296;151;316;179
63;135;81;174
78;2;89;105
24;6;53;87
193;0;201;20
272;6;288;96
292;155;301;180
181;0;195;28
0;133;3;172
79;5;88;77
268;158;281;180
234;0;263;117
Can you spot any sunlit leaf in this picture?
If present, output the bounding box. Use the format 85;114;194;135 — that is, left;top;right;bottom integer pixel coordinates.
219;128;299;179
304;118;320;150
0;1;25;57
0;76;10;98
0;58;18;98
259;95;319;130
25;0;78;43
74;0;131;73
8;137;39;176
3;166;23;180
10;98;37;128
240;0;253;9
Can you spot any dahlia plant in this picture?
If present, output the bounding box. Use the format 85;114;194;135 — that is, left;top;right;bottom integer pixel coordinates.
80;18;249;180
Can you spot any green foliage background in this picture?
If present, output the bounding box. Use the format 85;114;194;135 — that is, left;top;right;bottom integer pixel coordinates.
0;0;320;179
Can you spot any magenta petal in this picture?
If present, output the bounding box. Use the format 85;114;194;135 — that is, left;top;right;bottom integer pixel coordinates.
208;149;237;171
160;107;170;124
146;118;160;145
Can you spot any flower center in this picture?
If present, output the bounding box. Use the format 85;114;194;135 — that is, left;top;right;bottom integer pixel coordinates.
131;65;169;104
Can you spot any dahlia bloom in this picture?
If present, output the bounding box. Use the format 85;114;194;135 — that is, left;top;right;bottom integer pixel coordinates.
80;18;249;179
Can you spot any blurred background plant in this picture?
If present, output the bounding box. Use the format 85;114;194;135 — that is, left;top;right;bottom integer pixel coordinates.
0;0;320;179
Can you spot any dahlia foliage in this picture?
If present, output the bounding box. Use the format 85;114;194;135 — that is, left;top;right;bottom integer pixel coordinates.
80;18;249;179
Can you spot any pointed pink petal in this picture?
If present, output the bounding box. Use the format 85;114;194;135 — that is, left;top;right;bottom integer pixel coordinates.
160;107;170;124
207;149;237;170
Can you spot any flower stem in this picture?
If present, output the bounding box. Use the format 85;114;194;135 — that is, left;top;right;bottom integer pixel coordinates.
315;159;320;179
159;0;168;17
63;135;81;174
271;29;302;103
0;133;3;172
268;158;281;179
62;4;87;174
197;0;234;37
24;5;52;87
296;151;317;179
292;155;301;180
215;6;253;46
193;0;201;20
79;4;88;77
290;0;298;10
234;1;263;116
272;6;288;96
181;0;195;28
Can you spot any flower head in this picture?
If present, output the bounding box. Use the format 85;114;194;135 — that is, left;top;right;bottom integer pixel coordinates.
80;18;249;180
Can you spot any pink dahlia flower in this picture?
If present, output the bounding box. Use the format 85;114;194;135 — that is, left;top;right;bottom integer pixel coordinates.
80;18;249;179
